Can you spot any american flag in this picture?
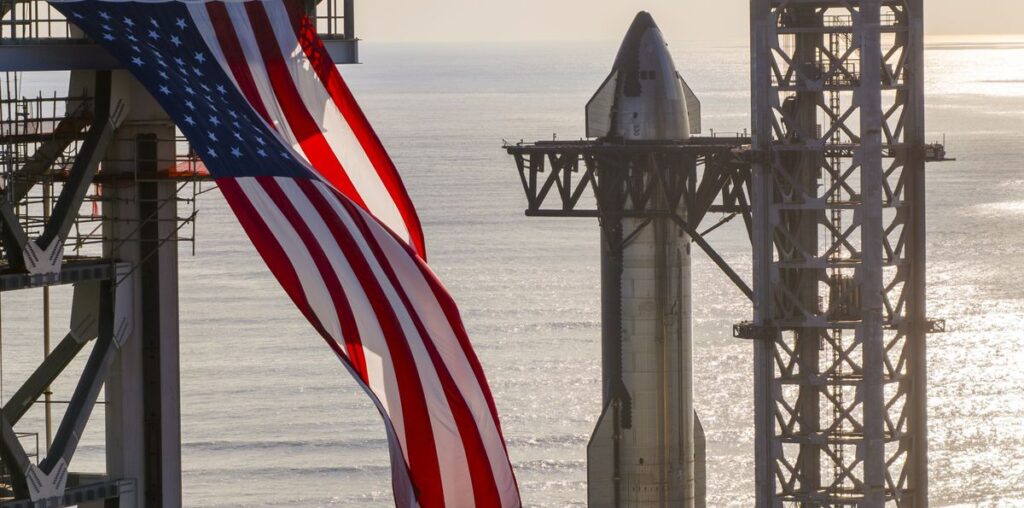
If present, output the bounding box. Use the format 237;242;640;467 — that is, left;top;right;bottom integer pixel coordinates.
50;1;521;506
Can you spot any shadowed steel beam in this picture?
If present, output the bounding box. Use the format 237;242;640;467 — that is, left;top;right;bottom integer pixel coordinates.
668;213;753;300
0;46;123;72
0;413;32;498
0;196;29;268
38;71;114;250
749;1;776;505
0;479;129;508
41;281;116;474
7;104;94;204
1;333;87;425
0;260;115;291
344;0;354;38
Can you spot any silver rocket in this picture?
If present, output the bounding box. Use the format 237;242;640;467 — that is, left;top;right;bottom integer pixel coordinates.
586;11;701;142
586;12;706;508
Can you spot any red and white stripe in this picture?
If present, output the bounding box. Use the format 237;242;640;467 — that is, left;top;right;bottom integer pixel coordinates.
50;0;518;505
188;0;426;259
219;176;521;508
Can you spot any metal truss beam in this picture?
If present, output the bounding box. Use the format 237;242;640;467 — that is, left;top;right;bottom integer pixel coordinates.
506;139;755;301
38;71;116;250
506;139;750;217
0;479;132;508
2;333;88;426
0;260;116;291
0;413;33;498
41;281;116;474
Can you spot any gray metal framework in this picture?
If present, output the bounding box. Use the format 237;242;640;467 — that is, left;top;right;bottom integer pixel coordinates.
0;0;359;71
745;1;943;505
0;266;133;506
506;138;754;299
0;2;358;505
0;67;137;506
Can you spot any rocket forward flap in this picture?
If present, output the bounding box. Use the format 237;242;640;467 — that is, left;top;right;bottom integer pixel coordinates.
586;71;618;139
678;72;702;134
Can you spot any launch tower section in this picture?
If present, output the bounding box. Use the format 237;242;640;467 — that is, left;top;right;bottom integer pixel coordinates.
507;2;948;506
744;1;945;505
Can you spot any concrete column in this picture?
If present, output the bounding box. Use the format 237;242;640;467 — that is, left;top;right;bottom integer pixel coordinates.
98;70;182;508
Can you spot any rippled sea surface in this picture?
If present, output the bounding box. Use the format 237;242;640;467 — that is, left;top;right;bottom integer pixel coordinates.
2;37;1023;506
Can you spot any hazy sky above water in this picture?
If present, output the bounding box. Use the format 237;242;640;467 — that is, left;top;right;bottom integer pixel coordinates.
357;0;1024;43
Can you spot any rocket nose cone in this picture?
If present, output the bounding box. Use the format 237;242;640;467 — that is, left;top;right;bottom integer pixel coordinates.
614;11;665;68
629;11;658;32
621;11;659;47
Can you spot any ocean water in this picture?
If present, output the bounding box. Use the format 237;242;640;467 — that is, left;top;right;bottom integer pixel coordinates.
1;37;1023;507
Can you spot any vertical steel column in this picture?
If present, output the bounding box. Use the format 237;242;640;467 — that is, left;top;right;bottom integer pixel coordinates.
344;0;354;39
857;3;886;506
790;9;824;497
904;1;928;505
748;2;775;506
137;133;166;508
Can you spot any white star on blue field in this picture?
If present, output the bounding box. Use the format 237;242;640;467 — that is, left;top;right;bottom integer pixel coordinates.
53;2;319;180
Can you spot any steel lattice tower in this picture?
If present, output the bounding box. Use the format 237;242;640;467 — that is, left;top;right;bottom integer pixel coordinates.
745;0;943;506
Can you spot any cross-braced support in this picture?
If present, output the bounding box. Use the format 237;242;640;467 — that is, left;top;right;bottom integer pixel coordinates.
0;268;134;505
746;1;941;505
506;139;754;300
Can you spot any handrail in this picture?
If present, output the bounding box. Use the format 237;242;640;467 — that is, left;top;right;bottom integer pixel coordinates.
1;0;353;42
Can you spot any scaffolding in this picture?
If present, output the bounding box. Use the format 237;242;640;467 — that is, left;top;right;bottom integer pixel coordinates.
0;0;358;72
2;0;356;43
0;0;83;41
309;0;355;40
0;71;201;507
0;0;360;502
0;72;203;267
